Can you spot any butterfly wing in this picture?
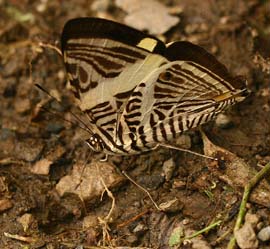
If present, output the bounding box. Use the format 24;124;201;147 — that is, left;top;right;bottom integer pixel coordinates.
62;18;248;155
62;18;168;152
119;41;248;153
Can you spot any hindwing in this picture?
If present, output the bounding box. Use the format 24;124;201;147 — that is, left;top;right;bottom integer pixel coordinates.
119;42;248;152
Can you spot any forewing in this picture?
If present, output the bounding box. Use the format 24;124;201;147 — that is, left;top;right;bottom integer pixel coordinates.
61;18;166;136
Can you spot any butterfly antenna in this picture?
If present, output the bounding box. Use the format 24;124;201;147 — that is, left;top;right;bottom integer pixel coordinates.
39;105;93;133
35;84;94;135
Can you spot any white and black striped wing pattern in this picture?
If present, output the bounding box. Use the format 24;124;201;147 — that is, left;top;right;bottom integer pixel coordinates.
62;18;167;154
62;18;249;155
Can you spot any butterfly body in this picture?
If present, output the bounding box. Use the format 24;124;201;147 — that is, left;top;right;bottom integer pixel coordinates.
62;18;249;155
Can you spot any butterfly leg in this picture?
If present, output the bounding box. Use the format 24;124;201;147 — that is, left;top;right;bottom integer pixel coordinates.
159;143;217;160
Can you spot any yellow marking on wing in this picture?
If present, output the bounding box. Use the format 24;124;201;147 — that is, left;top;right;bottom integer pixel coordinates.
213;92;233;102
137;38;157;52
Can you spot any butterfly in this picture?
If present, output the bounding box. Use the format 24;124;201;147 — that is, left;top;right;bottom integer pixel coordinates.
61;17;249;156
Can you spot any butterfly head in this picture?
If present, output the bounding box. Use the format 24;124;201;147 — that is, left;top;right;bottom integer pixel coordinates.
85;134;104;152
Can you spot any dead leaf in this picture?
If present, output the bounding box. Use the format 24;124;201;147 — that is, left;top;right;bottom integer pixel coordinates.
115;0;180;35
201;131;270;208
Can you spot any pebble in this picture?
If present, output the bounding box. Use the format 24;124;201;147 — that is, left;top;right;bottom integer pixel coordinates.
257;226;270;242
31;158;52;175
162;158;176;181
234;223;258;249
0;199;13;212
172;179;186;189
245;213;260;229
83;214;99;228
215;113;233;129
132;222;148;234
56;161;125;201
17;213;37;232
159;198;183;213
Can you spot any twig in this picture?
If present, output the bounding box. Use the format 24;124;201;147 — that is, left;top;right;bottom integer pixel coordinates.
227;161;270;249
4;232;37;243
38;42;62;56
122;171;161;211
117;209;149;228
96;163;116;246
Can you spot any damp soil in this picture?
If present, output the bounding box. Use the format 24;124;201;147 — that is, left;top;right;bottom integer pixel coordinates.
0;0;270;248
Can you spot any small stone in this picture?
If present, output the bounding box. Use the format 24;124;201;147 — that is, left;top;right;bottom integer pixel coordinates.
56;161;125;201
245;213;260;229
162;158;176;181
83;214;99;229
159;198;183;213
257;221;264;230
172;179;186;189
31;158;52;175
182;218;190;225
0;199;13;212
235;223;258;249
257;226;270;242
133;222;148;234
36;0;48;12
215;113;233;129
17;213;37;232
57;70;65;81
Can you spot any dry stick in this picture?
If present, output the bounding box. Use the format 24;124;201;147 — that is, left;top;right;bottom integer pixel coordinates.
122;171;161;211
227;161;270;249
4;232;37;243
97;164;116;247
38;42;62;56
117;209;149;228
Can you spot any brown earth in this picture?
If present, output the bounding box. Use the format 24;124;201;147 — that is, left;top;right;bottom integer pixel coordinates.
0;0;270;248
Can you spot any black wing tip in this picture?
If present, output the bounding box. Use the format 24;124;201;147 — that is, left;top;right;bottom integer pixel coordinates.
61;17;166;54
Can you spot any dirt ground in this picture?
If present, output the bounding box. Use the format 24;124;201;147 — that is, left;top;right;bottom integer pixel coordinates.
1;0;270;248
